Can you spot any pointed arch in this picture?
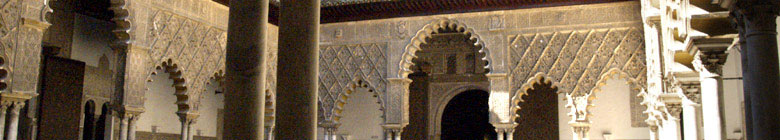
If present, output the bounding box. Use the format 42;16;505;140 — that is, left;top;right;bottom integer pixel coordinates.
590;68;645;96
510;73;562;121
331;78;385;124
398;18;493;78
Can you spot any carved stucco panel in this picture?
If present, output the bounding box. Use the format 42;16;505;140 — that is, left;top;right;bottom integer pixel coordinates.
319;43;388;121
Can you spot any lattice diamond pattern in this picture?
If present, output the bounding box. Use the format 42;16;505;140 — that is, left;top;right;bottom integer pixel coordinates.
319;43;387;120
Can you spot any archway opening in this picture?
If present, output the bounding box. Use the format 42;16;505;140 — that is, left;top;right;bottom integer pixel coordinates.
514;78;559;140
95;103;110;140
441;90;495;140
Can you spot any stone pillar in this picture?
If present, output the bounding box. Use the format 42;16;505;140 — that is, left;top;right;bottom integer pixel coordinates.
382;125;403;140
224;0;270;139
118;115;128;140
486;74;511;124
732;2;780;139
492;123;516;140
0;102;9;139
276;0;320;139
662;103;682;140
496;129;504;140
264;125;274;140
681;84;700;140
649;126;659;140
178;113;197;140
116;107;142;140
128;115;138;140
6;102;24;140
699;72;724;140
320;122;339;140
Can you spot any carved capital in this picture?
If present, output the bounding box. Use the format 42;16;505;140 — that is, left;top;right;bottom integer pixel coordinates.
698;50;728;74
681;83;701;103
177;112;199;124
491;123;516;133
733;2;779;36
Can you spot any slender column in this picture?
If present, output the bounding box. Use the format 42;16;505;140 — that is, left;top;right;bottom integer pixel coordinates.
733;2;780;139
384;129;392;140
682;101;700;140
224;0;269;139
392;129;401;140
699;72;724;140
128;115;137;140
0;102;10;139
264;126;274;140
505;129;514;140
496;129;505;140
276;0;320;139
6;102;24;140
662;104;682;140
177;113;197;140
649;126;659;140
118;115;128;140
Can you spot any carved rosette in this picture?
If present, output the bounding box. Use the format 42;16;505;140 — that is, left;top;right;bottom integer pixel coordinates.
318;43;388;122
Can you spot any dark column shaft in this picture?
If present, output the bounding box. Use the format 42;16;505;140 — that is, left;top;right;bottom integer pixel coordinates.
277;0;320;139
224;0;269;139
735;3;780;140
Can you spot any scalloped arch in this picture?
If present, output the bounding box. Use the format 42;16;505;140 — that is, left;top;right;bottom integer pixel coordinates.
589;68;644;95
331;78;385;124
510;73;562;121
398;18;493;78
150;59;192;114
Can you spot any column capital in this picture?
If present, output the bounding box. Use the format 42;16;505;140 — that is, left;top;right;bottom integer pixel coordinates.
732;2;779;36
0;92;35;104
491;123;516;133
386;78;412;84
681;83;701;104
177;112;199;124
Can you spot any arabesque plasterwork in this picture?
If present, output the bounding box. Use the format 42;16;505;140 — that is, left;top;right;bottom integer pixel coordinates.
318;43;388;123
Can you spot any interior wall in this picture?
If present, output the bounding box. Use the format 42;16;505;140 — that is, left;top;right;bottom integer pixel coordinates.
559;77;650;140
70;14;116;71
336;88;384;140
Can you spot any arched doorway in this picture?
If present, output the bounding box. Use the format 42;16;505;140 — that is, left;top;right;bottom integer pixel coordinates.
514;78;558;140
440;90;496;140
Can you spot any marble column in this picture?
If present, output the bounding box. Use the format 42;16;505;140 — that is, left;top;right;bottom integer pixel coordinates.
320;123;339;140
118;115;128;140
699;72;725;140
682;100;700;140
496;129;505;140
732;2;780;139
505;129;514;140
264;126;274;140
276;0;320;139
0;102;9;139
382;126;402;140
224;0;269;139
6;102;23;140
662;104;682;140
128;115;137;140
177;113;197;140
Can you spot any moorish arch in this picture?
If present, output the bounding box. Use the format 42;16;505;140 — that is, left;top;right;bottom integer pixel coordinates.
387;18;495;128
149;59;191;115
512;74;560;140
330;78;385;124
397;18;493;78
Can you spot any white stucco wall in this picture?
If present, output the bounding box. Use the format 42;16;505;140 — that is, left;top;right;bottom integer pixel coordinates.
559;77;650;140
190;79;224;137
138;70;182;134
336;88;384;140
70;14;116;71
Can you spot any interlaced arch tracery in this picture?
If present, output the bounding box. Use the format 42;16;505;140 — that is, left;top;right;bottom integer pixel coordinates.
318;43;387;123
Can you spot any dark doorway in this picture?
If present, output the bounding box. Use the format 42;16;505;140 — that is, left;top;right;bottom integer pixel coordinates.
514;79;559;140
441;90;496;140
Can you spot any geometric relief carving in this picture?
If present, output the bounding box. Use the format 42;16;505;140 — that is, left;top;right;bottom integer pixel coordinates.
145;10;227;112
509;28;646;119
318;43;387;121
511;28;645;95
0;0;43;94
